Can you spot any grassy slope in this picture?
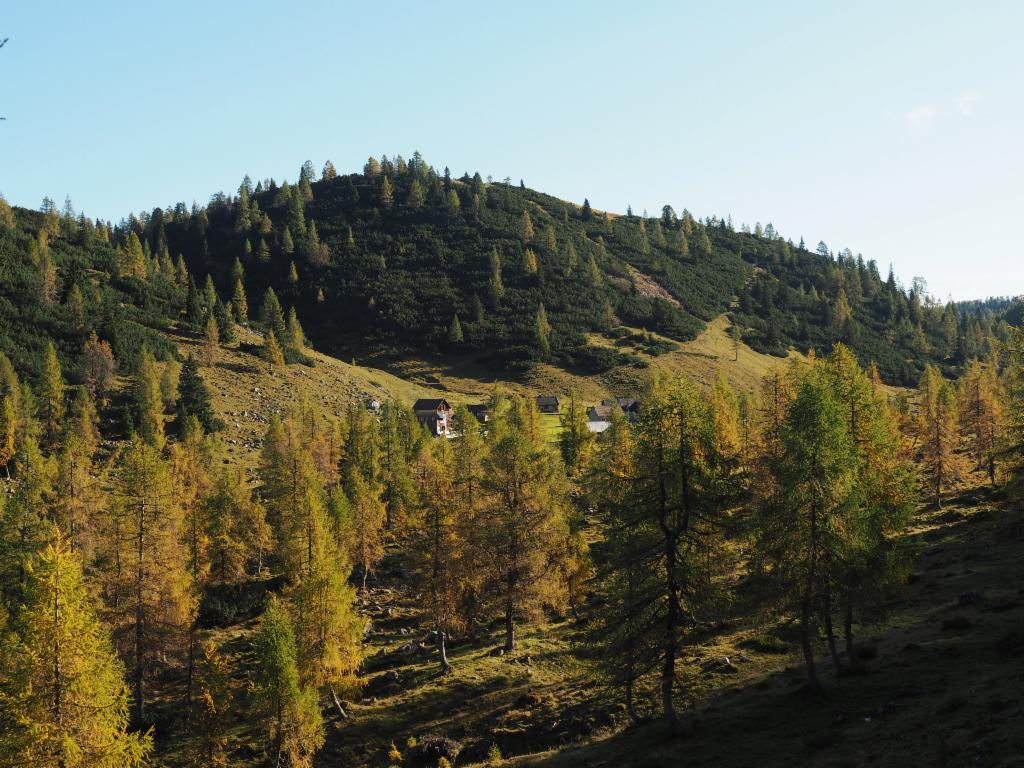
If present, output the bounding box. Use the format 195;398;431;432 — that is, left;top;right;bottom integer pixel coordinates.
154;325;1023;768
301;483;1024;768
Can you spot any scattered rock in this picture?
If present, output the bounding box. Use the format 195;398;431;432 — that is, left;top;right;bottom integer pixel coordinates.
405;735;461;767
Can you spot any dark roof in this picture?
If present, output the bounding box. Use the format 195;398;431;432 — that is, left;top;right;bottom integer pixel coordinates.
588;404;615;421
467;404;489;414
602;397;640;411
535;395;560;406
412;398;450;412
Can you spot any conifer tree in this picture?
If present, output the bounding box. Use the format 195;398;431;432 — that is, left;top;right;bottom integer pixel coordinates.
264;330;286;369
232;278;249;322
55;388;101;556
410;439;463;670
535;303;551;358
522;248;538;274
286;307;306;350
959;358;1002;485
114;439;194;725
559;391;594;472
191;642;232;767
252;598;324;768
752;369;856;693
133;348;165;448
0;437;55;602
488;248;504;304
204;467;270;584
203;312;220;366
260;287;288;340
39;341;65;448
448;314;464;344
519;210;534;243
481;397;571;651
0;354;20;476
0;536;152;767
380;176;394;209
175;356;220;436
917;363;960;508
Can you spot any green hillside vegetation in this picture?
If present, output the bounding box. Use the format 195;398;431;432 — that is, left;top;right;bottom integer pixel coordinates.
100;154;1012;387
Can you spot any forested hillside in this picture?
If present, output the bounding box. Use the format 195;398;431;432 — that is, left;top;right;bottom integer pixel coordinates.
104;154;1010;387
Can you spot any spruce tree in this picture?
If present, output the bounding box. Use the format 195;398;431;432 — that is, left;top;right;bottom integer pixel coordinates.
448;313;464;344
175;356;221;435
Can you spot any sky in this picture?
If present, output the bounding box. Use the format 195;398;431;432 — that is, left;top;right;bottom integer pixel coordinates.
2;0;1022;301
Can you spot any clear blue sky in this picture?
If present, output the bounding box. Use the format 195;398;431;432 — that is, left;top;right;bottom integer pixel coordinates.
2;1;1022;300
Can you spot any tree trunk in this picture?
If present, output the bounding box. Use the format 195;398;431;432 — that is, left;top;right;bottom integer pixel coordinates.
438;629;452;672
330;686;348;720
133;499;146;727
504;601;516;652
844;597;859;670
801;505;822;693
823;599;843;672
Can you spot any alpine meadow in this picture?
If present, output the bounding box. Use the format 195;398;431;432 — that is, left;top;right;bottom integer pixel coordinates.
2;5;1024;768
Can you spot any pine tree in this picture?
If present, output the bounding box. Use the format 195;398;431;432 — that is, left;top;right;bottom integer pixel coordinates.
0;354;20;476
0;536;152;767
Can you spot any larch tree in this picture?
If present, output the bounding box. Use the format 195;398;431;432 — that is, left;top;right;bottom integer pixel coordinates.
917;363;961;508
203;312;219;366
40;341;65;449
204;466;270;584
535;303;552;359
80;332;115;404
132;348;165;449
191;641;232;767
752;369;856;693
232;278;249;322
959;358;1002;485
630;376;732;729
113;439;194;726
252;597;324;768
558;390;594;473
450;405;490;640
264;330;286;368
589;406;656;722
0;536;152;768
54;388;101;557
480;396;571;651
411;438;463;670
